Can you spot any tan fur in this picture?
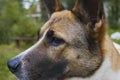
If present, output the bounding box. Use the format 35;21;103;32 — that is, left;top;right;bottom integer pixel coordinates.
45;10;79;41
41;9;120;77
40;10;103;77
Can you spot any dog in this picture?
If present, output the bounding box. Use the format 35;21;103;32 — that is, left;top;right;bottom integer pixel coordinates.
8;0;120;80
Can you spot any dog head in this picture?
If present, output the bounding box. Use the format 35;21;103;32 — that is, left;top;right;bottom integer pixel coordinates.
8;0;106;80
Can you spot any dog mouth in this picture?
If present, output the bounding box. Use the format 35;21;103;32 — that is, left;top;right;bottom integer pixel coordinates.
8;57;68;80
25;60;68;80
15;67;76;80
14;66;69;80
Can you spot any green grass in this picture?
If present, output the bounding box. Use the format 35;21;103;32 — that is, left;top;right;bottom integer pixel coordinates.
0;43;26;80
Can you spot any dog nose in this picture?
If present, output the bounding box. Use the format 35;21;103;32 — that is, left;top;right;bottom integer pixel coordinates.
7;58;21;73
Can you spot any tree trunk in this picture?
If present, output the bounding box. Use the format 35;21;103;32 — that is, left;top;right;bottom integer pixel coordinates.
40;0;48;23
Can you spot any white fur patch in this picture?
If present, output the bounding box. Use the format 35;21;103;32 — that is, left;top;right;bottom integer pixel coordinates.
113;42;120;53
65;57;120;80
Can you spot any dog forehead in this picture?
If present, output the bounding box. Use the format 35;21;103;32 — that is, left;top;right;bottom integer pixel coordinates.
41;10;76;32
51;10;75;19
40;10;82;40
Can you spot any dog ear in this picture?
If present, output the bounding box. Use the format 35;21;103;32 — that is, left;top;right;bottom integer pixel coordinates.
44;0;64;15
73;0;104;24
73;0;106;42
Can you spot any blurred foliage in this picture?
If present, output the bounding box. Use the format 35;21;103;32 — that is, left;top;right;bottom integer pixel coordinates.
107;0;120;44
0;0;41;44
108;28;120;35
108;28;120;44
108;0;120;29
0;0;19;44
40;0;48;23
0;43;25;80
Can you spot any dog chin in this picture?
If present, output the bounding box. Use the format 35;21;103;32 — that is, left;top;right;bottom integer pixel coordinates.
17;77;58;80
14;72;29;80
16;76;29;80
15;72;59;80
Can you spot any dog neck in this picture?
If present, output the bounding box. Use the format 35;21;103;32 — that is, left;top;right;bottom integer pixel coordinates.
65;34;120;80
102;34;120;71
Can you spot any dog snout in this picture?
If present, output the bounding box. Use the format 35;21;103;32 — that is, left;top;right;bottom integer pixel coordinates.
7;57;21;73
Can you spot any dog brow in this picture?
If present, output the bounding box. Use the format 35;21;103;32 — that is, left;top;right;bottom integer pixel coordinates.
49;17;62;27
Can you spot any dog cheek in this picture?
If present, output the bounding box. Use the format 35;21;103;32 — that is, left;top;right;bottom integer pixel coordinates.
48;44;67;59
21;51;68;79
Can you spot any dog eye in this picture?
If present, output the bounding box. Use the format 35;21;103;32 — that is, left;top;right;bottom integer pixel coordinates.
48;37;65;46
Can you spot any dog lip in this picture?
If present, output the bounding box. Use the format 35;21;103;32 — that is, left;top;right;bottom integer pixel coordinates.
14;73;28;80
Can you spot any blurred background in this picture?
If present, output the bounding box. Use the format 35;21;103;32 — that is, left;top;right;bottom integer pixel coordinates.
0;0;120;80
